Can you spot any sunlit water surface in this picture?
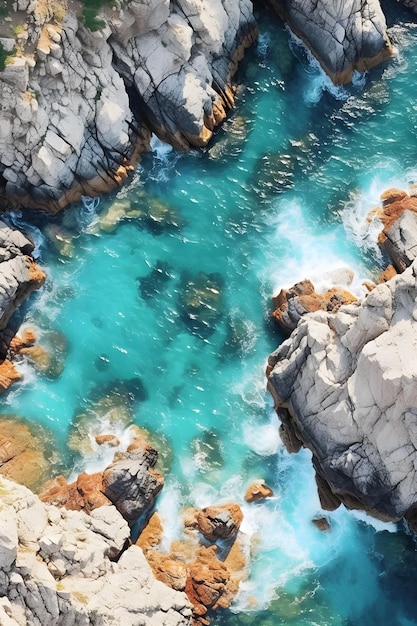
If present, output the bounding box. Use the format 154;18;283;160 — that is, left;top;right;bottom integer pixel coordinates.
5;6;417;625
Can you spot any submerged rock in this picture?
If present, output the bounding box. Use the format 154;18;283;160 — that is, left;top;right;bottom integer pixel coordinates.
267;257;417;527
0;417;57;492
180;271;223;338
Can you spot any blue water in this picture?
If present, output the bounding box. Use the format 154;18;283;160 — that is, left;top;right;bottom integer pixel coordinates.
5;6;417;625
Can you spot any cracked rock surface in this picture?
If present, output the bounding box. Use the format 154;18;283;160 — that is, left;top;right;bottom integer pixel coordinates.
0;0;257;211
267;258;417;526
0;477;192;625
264;0;392;84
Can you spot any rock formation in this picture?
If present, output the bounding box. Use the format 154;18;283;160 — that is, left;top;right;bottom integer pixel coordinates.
0;0;257;211
260;0;393;84
142;503;248;626
39;431;164;525
271;278;357;335
0;476;192;625
0;221;45;338
267;256;417;528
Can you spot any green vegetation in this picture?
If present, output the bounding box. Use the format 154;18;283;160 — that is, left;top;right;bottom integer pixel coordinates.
0;41;16;72
0;0;13;18
80;0;107;31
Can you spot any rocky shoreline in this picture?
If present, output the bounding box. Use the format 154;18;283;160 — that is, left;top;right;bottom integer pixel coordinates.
0;0;412;211
267;188;417;530
1;0;417;623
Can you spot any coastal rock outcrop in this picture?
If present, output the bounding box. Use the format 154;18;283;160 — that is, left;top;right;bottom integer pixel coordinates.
0;476;192;625
271;278;357;334
0;0;257;210
262;0;393;84
267;257;417;526
39;431;164;525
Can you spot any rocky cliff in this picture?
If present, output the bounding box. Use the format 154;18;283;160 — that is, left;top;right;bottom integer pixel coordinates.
261;0;393;84
0;476;192;625
267;190;417;528
0;0;257;211
0;0;407;211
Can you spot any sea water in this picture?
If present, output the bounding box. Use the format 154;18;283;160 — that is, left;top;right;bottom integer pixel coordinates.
4;5;417;625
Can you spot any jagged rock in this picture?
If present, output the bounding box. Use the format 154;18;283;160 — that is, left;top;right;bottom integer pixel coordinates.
194;503;243;542
373;188;417;271
103;436;164;524
0;221;45;335
271;278;357;334
267;258;417;526
0;0;257;210
40;433;164;525
0;477;192;624
244;480;274;502
264;0;392;84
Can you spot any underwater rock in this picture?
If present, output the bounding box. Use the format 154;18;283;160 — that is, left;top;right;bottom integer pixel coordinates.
139;260;173;300
0;417;56;492
271;278;357;334
18;329;67;379
267;256;417;527
244;480;274;502
180;272;223;338
96;198;143;233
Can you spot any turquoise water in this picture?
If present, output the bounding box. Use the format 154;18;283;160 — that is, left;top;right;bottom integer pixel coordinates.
5;5;417;624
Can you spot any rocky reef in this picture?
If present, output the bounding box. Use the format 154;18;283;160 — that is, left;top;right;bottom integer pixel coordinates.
267;188;417;530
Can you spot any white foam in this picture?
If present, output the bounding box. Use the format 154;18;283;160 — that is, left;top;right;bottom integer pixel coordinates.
263;200;368;298
287;29;350;104
242;412;282;457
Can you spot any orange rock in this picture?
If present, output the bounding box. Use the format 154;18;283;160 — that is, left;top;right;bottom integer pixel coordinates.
9;327;37;355
95;433;120;447
244;480;274;502
0;418;53;492
185;546;230;617
0;360;22;392
378;264;398;283
147;550;188;591
136;512;163;553
380;188;409;207
195;503;243;541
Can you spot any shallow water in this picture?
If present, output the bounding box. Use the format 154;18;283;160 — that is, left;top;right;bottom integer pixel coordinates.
5;6;417;624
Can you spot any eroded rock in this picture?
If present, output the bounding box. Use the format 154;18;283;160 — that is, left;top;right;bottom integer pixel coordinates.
267;258;417;526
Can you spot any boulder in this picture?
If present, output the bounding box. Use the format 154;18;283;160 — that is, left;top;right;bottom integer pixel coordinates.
194;503;243;542
244;480;274;502
265;0;392;84
267;258;417;526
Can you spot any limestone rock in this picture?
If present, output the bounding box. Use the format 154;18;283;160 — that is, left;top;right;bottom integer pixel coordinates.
267;258;417;526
